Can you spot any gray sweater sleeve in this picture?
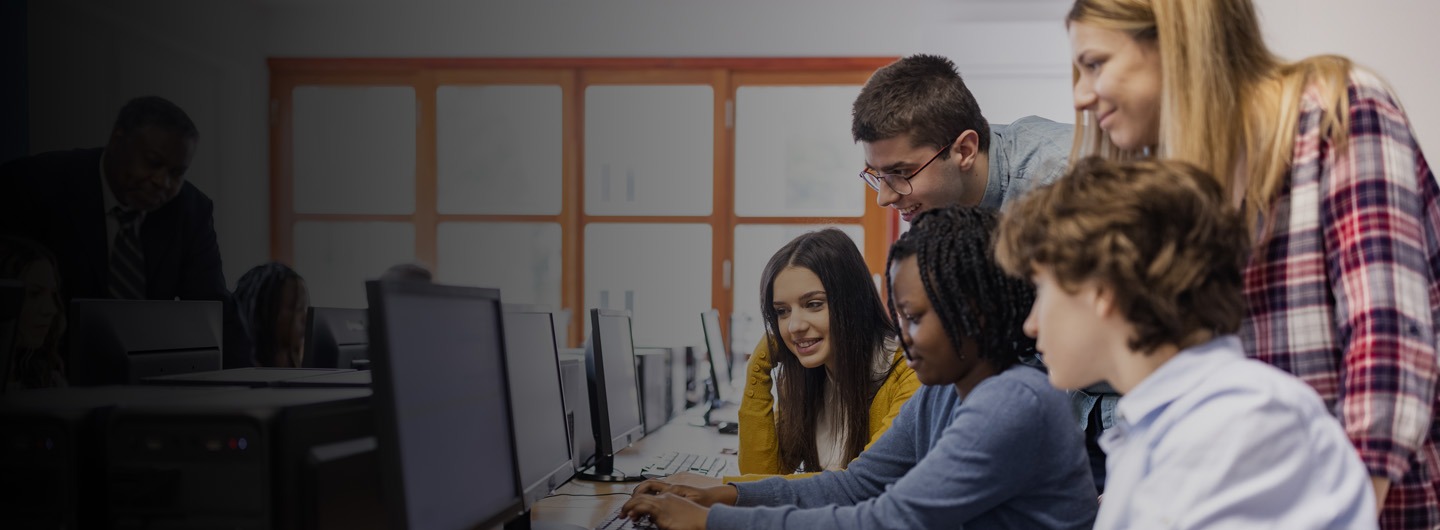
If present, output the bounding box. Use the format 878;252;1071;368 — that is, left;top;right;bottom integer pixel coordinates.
708;383;1045;530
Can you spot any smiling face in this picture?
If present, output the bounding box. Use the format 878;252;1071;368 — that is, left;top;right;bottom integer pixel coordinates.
889;255;981;386
103;124;196;212
1070;21;1164;151
771;266;833;370
862;133;978;223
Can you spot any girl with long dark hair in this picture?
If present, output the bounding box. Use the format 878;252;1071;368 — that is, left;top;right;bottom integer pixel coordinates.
732;228;919;479
0;236;67;389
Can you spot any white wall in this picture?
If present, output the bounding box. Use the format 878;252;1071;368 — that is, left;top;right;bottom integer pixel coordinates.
260;0;1440;156
1256;0;1440;161
27;0;270;289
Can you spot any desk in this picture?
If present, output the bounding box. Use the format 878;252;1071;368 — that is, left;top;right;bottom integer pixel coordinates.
532;406;736;528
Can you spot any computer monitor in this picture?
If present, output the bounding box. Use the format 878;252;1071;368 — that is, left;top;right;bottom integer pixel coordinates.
501;305;576;509
700;309;733;405
557;352;594;473
304;307;368;369
576;309;645;482
634;348;673;435
66;299;222;386
365;281;524;530
0;280;22;394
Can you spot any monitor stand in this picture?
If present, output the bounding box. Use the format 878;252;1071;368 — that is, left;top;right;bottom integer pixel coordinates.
575;453;644;483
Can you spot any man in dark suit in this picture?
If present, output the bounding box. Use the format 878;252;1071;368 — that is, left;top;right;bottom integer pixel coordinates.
0;96;252;370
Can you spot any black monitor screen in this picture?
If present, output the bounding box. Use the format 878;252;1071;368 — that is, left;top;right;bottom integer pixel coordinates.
305;307;368;369
593;311;643;451
559;355;594;471
367;282;521;530
701;309;731;402
501;309;574;506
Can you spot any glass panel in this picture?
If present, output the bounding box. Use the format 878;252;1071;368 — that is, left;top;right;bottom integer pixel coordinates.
293;221;416;309
293;86;417;214
734;86;865;217
437;85;563;215
584;86;713;216
436;222;562;308
730;224;866;356
585;223;711;347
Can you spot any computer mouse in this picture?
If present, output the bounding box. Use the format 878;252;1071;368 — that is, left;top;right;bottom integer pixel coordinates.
716;421;738;435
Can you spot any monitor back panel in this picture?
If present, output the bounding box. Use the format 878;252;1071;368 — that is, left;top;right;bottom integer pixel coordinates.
67;299;222;385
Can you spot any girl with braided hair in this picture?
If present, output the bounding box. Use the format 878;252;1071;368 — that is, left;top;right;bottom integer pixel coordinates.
234;262;309;368
617;206;1096;530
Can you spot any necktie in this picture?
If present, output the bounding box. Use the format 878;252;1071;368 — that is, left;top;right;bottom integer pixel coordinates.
109;207;146;299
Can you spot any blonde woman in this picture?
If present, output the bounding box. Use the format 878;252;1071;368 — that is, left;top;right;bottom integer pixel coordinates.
1065;0;1440;526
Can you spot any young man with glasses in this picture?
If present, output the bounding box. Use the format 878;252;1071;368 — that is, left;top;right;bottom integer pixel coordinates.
854;54;1072;221
850;55;1116;496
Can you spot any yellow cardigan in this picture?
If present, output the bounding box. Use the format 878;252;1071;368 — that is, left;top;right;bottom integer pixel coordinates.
725;337;920;482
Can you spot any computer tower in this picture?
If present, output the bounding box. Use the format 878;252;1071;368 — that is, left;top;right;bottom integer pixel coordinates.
635;348;672;434
0;386;248;529
103;387;373;529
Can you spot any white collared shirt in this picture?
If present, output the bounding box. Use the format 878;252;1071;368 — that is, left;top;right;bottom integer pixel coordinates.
1096;335;1376;529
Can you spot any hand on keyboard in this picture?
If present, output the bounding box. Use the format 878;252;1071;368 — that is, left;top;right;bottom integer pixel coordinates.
632;479;738;508
619;490;711;530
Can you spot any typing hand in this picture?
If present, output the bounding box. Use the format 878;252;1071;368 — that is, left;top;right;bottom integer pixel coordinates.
621;492;709;530
632;479;737;507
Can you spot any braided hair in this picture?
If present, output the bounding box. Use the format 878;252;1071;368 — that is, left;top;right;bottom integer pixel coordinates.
884;206;1036;370
234;262;308;367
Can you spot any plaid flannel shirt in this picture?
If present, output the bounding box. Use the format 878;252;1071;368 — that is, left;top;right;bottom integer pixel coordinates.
1240;69;1440;529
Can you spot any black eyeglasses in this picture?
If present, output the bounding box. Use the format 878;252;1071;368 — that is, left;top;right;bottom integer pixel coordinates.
859;146;947;196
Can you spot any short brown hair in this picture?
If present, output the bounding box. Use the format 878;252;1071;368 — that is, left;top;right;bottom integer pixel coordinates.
995;157;1250;353
852;54;990;154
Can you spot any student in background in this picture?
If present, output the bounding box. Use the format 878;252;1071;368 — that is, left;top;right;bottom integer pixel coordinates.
621;207;1096;530
234;262;309;368
997;156;1376;528
1066;0;1440;525
0;236;66;389
730;229;919;481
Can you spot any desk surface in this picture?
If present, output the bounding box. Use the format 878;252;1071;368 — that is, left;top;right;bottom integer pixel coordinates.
533;407;734;528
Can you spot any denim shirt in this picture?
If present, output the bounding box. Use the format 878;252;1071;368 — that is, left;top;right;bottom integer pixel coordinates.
1072;384;1119;431
975;117;1120;492
977;116;1075;211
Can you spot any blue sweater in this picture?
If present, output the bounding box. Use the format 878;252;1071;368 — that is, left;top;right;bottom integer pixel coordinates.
707;365;1097;530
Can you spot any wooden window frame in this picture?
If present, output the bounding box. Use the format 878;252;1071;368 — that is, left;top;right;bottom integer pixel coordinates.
270;57;900;348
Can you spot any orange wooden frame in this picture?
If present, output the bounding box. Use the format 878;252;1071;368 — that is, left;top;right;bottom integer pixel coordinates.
270;57;899;348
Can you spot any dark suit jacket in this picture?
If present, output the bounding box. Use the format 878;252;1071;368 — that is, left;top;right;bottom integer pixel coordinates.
0;148;254;368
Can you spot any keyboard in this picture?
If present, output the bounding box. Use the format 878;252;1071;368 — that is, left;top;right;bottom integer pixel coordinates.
595;505;658;530
639;450;729;479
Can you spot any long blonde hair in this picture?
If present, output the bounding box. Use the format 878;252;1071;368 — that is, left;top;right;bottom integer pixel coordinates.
1067;0;1352;223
